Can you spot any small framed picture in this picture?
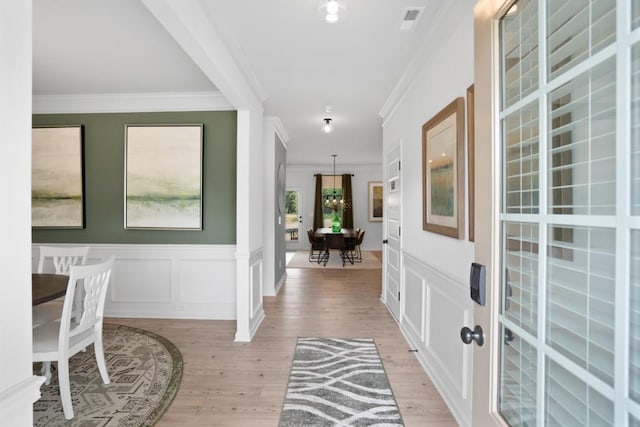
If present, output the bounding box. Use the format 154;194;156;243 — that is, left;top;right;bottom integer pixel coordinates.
368;181;383;222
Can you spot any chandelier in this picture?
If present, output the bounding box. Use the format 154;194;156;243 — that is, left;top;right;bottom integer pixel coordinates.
325;154;343;211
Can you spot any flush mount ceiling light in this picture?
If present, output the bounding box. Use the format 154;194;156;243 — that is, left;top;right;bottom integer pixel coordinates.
322;118;334;134
321;105;334;133
319;0;345;23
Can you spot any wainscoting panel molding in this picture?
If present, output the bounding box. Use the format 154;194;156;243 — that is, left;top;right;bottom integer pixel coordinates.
32;244;237;320
400;253;472;427
402;266;424;344
248;248;266;339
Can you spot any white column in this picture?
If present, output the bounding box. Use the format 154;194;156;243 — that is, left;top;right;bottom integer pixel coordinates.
0;0;46;424
235;109;265;342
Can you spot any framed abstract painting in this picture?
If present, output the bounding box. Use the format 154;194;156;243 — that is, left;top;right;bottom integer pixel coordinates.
422;97;465;239
32;125;85;228
124;124;203;230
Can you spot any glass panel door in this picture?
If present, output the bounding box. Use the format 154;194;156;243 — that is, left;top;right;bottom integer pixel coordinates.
497;1;637;425
285;188;302;251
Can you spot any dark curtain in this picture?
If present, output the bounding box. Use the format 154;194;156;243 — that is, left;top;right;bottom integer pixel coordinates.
342;174;354;229
313;174;324;230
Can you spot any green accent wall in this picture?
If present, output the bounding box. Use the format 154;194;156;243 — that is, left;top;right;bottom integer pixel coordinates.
33;111;237;244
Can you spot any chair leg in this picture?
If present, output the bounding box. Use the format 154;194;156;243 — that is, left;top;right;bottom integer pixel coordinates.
94;332;110;384
342;249;354;265
58;358;74;420
322;249;330;266
355;245;362;262
41;361;52;385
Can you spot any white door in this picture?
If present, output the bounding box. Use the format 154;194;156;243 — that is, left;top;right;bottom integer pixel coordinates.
384;145;401;321
473;0;637;425
285;187;303;251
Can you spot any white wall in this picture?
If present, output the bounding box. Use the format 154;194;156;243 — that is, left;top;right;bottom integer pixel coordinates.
383;4;475;282
286;163;383;251
380;1;476;426
263;117;288;297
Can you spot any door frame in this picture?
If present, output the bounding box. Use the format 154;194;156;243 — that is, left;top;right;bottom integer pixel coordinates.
285;186;303;252
472;0;510;425
382;143;403;321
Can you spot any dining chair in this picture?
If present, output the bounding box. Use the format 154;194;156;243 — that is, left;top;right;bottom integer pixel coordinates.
33;256;115;420
352;229;365;263
306;228;325;263
33;246;90;327
323;233;353;266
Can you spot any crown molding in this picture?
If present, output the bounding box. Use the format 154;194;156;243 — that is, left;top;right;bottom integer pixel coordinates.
378;2;456;125
32;91;233;114
264;116;289;149
286;162;382;170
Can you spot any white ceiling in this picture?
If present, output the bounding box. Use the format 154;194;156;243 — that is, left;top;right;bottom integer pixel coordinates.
33;0;442;166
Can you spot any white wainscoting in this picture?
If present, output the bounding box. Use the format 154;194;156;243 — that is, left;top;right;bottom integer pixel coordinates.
32;244;237;320
248;247;265;338
400;253;473;427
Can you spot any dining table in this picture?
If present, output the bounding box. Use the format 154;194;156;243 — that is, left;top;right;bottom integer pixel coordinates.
314;228;358;265
32;273;68;306
314;227;358;239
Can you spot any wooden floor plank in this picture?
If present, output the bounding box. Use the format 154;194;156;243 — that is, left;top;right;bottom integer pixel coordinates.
109;258;457;426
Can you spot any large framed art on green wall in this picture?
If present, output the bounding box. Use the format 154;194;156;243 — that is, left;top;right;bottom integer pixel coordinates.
32;111;237;244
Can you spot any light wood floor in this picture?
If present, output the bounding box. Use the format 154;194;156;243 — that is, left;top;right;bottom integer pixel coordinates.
110;258;457;426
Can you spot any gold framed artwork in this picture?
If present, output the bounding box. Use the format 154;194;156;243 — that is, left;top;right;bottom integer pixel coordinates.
422;97;465;239
467;84;475;242
124;124;203;230
368;181;383;222
32;125;85;229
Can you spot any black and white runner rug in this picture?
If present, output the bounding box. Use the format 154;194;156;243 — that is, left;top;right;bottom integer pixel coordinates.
279;338;404;426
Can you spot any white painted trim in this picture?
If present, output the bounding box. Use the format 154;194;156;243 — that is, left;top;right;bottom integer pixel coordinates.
286;162;382;169
401;326;469;427
235;247;265;342
32;243;237;320
32;91;233;114
141;0;262;110
274;272;287;295
0;376;46;417
265;116;290;146
400;252;472;427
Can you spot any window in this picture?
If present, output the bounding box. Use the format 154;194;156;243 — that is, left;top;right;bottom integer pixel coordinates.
321;175;343;227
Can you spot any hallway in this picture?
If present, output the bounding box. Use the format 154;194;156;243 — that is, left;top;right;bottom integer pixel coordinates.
111;264;457;426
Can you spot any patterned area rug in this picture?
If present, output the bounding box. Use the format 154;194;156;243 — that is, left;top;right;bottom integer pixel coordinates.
34;324;183;426
280;338;404;426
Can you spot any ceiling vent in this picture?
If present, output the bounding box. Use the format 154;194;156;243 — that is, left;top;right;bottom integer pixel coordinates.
400;7;424;31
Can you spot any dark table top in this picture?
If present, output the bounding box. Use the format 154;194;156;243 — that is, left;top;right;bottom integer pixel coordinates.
315;227;358;238
32;273;68;306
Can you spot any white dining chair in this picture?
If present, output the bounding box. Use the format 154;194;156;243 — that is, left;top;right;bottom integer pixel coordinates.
33;246;90;326
33;256;114;420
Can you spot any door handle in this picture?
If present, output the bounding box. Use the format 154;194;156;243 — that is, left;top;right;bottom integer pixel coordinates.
460;325;484;346
504;327;514;346
382;239;388;244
